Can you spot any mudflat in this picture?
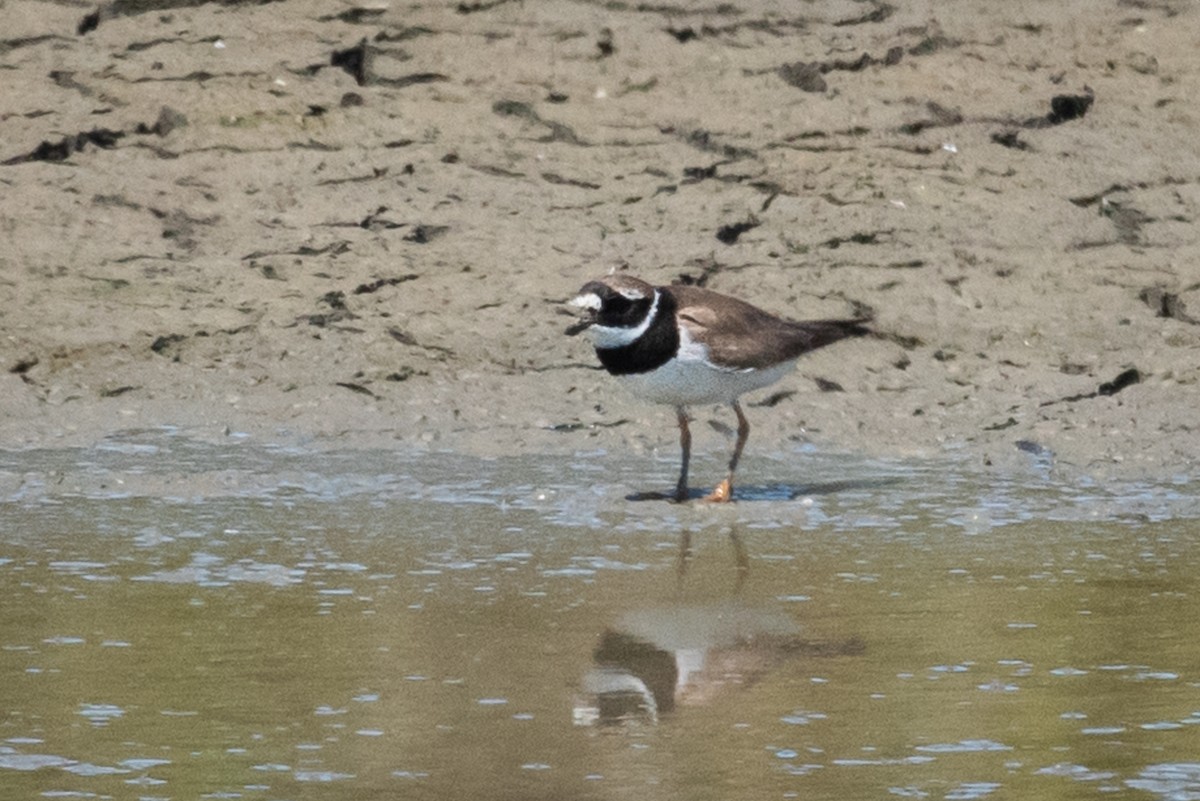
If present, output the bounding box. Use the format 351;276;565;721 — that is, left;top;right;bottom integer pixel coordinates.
3;0;1197;483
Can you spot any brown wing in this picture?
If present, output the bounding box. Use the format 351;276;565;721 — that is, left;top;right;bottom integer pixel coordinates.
667;284;870;370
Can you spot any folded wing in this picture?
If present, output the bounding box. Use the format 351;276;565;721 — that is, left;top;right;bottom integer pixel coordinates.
669;285;871;370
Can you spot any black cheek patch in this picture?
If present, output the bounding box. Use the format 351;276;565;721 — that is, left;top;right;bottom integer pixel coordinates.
598;294;648;328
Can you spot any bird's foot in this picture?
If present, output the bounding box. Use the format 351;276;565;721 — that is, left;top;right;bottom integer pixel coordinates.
702;479;734;503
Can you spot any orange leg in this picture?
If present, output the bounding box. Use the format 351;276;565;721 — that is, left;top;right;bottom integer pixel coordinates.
704;401;750;503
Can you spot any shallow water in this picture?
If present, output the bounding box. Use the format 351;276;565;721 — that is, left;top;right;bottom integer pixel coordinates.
2;430;1199;800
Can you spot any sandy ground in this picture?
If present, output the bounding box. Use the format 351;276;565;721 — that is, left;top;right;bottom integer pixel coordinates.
2;0;1198;487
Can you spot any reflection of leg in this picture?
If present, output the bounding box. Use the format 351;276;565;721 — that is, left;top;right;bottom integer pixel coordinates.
673;406;691;502
704;401;749;502
676;529;693;586
729;528;748;595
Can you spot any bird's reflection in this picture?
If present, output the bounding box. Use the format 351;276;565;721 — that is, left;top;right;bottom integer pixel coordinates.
574;527;864;727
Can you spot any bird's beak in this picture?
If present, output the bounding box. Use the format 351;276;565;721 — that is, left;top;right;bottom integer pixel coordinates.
564;293;599;336
564;318;592;336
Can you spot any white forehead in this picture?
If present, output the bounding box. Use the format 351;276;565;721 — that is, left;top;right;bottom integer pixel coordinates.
569;292;602;311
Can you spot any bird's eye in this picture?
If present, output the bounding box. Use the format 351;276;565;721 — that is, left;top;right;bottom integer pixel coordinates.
604;295;631;313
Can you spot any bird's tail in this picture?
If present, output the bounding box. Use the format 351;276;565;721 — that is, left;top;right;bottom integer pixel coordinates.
787;317;873;355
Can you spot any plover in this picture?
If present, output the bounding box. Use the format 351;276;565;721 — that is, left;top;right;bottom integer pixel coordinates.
566;274;870;502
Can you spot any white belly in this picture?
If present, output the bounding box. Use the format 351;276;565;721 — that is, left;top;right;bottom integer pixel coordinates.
618;357;796;407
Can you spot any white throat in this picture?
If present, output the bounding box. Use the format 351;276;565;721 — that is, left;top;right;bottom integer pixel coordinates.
588;290;661;350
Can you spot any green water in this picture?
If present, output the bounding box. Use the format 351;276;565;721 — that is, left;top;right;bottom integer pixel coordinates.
1;432;1198;799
